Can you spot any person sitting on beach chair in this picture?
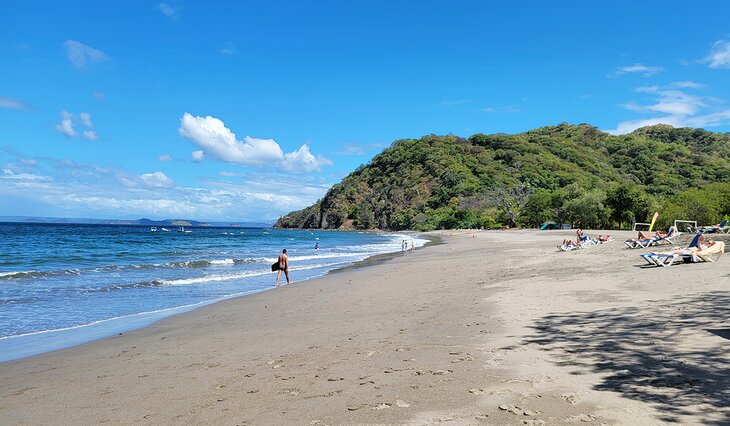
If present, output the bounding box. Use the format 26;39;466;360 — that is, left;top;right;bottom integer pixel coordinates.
558;229;597;251
640;233;724;266
625;226;677;249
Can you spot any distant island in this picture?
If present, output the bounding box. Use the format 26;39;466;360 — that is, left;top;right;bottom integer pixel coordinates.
276;123;730;231
0;216;274;228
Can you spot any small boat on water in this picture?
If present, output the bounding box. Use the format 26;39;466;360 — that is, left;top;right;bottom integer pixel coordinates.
177;226;192;233
161;228;170;232
150;227;158;232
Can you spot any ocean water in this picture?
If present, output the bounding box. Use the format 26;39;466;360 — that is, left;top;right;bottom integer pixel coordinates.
0;223;426;362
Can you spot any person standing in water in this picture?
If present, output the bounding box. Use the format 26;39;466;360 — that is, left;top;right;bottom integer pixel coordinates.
410;240;415;253
276;249;290;287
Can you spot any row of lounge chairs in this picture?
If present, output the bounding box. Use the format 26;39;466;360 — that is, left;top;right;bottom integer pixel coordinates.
557;226;725;268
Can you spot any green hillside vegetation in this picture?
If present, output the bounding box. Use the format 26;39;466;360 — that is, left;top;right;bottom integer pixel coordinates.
276;124;730;231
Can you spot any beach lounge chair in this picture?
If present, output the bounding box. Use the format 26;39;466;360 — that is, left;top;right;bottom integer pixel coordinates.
625;237;658;249
640;233;702;266
625;226;678;249
654;226;680;245
689;219;728;233
557;236;595;251
641;234;724;267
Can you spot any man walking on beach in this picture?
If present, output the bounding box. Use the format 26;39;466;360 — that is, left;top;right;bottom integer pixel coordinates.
276;249;290;287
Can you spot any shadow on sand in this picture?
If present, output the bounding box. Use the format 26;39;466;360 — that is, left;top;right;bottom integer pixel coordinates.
524;291;730;424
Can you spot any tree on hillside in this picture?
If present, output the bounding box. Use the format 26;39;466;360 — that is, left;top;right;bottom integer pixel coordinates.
605;182;651;229
488;184;532;227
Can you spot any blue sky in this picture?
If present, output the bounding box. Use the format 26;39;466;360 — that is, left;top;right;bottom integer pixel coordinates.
2;1;730;222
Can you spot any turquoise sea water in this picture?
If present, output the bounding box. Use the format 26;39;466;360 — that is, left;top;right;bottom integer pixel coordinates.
0;223;425;361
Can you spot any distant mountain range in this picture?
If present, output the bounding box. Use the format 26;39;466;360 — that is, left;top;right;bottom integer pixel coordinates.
0;216;274;228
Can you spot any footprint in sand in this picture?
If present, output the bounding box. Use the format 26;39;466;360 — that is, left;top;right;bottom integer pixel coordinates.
565;414;596;422
469;389;484;395
347;404;370;411
279;388;301;396
561;393;579;405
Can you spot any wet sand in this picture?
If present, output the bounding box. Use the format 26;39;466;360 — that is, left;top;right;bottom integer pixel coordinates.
1;229;729;425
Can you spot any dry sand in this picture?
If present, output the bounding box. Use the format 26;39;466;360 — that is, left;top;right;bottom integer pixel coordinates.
1;229;729;425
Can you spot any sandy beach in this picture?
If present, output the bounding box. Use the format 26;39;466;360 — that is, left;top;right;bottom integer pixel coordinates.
1;229;729;425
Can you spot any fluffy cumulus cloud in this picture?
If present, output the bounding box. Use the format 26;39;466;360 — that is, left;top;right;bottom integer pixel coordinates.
606;82;730;134
178;113;332;172
704;39;730;69
79;112;93;127
607;64;664;78
191;150;205;162
140;171;175;188
63;40;107;70
55;111;77;137
0;96;32;110
55;111;99;140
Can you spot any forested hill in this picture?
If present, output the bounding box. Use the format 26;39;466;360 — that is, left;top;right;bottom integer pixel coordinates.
275;123;730;231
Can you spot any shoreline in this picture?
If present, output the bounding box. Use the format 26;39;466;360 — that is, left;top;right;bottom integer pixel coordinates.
2;229;728;424
0;232;431;364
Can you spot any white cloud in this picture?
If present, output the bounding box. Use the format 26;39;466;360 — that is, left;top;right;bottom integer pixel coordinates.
55;111;100;140
608;64;664;78
2;168;52;181
0;96;32;110
705;39;730;69
220;43;235;55
63;40;107;70
670;80;706;89
0;152;333;221
606;82;730;134
79;112;93;128
158;3;180;20
630;85;706;115
178;112;332;172
159;154;173;162
55;111;77;137
282;144;333;172
191;150;205;162
140;171;175;188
